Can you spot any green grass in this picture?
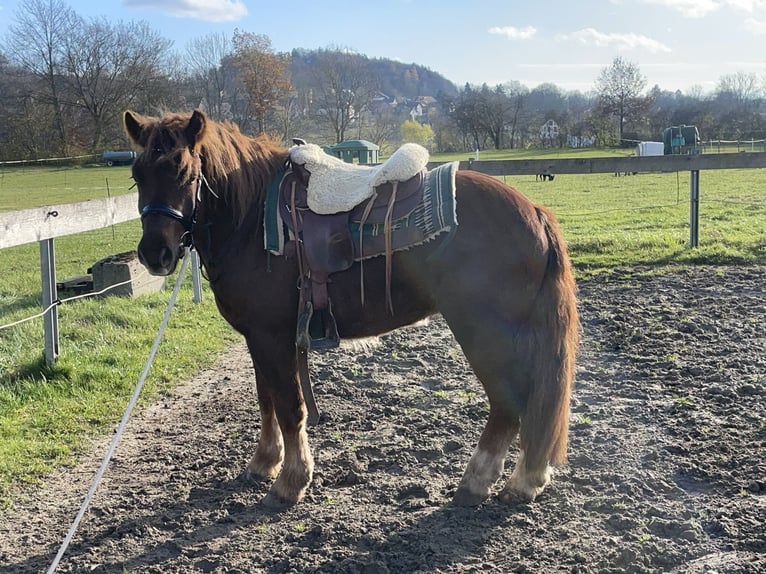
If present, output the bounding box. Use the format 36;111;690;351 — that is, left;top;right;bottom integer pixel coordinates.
0;164;135;212
536;169;766;270
0;148;765;506
0;222;238;506
430;156;765;272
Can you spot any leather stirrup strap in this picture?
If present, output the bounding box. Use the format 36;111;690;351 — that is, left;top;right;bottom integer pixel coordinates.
356;191;378;306
384;182;398;315
297;347;320;426
292;182;319;426
290;181;305;279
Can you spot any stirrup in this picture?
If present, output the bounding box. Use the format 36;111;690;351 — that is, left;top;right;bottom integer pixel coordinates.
296;300;340;351
308;299;340;351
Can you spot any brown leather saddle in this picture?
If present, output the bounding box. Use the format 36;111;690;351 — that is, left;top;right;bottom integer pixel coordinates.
278;162;427;350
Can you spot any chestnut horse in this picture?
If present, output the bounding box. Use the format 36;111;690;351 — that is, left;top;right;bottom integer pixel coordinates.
124;109;579;507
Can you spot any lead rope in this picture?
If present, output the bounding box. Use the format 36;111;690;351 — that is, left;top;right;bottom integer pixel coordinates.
46;251;191;574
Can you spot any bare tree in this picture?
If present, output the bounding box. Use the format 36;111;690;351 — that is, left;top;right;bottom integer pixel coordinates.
713;72;764;139
232;31;291;134
184;32;232;120
309;48;379;143
6;0;78;155
594;56;652;144
62;18;172;149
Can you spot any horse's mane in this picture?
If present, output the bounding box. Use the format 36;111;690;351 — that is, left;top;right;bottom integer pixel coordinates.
139;112;289;226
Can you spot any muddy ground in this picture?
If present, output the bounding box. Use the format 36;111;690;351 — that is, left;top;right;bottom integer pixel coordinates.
1;265;765;574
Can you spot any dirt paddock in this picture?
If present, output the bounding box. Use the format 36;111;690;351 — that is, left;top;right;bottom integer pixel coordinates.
1;265;765;573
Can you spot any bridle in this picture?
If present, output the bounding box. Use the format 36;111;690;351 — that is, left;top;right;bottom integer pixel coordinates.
138;151;216;248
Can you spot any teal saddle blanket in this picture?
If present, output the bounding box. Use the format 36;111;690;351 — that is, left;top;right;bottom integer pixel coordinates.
264;161;459;262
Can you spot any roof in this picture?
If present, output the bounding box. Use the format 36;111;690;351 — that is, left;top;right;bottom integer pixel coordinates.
329;140;380;150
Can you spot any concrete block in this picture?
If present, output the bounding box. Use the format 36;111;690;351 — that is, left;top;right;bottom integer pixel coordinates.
90;251;164;297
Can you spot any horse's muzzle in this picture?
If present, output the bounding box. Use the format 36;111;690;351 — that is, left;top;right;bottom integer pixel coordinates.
137;240;181;276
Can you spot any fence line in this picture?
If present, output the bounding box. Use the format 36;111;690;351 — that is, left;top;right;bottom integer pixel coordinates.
0;154;100;166
0;269;149;331
1;194;201;363
3;151;765;363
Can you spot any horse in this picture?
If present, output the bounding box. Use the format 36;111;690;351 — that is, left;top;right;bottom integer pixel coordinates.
124;109;580;507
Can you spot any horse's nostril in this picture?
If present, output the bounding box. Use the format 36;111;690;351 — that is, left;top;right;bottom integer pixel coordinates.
159;246;174;270
137;247;148;267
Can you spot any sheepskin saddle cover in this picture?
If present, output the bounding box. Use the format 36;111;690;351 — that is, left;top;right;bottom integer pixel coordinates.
288;142;430;214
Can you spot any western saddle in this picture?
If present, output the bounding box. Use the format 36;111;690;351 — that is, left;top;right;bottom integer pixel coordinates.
280;142;430;352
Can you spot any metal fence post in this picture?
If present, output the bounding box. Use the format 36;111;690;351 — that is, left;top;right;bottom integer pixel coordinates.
689;170;700;248
40;238;60;364
190;248;203;303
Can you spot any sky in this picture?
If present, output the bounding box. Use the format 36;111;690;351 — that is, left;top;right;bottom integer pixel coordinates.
0;0;764;94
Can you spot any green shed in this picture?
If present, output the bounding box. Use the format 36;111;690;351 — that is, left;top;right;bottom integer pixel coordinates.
325;140;380;164
662;125;700;155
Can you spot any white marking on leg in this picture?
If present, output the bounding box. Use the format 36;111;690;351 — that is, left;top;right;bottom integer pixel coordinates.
455;447;505;504
501;451;553;502
271;426;314;504
247;414;284;479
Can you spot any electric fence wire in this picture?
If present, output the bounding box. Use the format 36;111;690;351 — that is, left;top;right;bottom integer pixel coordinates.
44;250;190;574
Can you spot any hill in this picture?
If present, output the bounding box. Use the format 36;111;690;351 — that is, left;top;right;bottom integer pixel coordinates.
289;48;458;100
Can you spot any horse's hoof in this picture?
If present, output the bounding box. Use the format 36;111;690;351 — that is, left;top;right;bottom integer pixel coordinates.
499;460;551;503
452;486;488;507
261;491;296;509
497;486;537;504
246;462;281;481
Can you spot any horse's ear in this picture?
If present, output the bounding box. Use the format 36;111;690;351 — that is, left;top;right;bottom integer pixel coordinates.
124;110;149;148
186;109;208;151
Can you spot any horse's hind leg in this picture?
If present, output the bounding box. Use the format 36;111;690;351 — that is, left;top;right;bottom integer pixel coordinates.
500;450;553;503
454;404;520;506
246;363;284;480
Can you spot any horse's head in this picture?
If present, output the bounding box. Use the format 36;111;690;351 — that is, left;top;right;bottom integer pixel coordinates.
124;109;208;276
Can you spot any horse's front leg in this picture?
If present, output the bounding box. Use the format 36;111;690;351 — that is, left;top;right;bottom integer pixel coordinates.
246;362;284;479
251;341;314;506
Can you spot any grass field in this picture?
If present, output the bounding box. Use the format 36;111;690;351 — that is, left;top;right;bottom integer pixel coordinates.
0;164;135;213
0;149;764;506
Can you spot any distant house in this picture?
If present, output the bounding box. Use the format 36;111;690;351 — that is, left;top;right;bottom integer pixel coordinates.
540;119;559;147
567;135;594;148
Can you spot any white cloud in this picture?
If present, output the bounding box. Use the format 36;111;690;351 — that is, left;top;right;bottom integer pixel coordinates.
725;0;766;11
640;0;720;18
488;25;537;40
122;0;247;22
743;16;766;32
559;28;672;53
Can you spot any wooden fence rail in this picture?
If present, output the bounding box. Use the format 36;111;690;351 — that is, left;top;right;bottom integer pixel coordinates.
0;194;202;364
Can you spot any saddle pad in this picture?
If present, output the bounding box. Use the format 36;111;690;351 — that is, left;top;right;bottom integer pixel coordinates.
264;161;459;260
288;142;430;214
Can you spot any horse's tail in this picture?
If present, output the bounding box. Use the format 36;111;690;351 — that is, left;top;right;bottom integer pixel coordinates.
521;206;580;468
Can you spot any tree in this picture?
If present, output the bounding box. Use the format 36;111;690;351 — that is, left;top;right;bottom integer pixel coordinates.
6;0;78;155
184;32;233;121
400;119;434;147
594;57;652;144
712;72;763;138
232;31;291;134
308;48;379;143
452;84;486;150
62;18;172;149
476;84;513;150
